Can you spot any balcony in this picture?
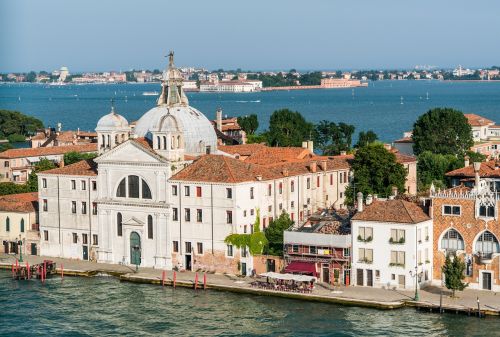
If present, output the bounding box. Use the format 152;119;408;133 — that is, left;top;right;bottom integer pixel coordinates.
476;252;495;264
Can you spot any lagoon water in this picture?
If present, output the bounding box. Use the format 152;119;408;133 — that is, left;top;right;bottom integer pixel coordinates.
1;81;500;142
0;271;497;336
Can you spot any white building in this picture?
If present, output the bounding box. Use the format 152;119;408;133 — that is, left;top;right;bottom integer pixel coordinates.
38;52;351;275
351;193;433;290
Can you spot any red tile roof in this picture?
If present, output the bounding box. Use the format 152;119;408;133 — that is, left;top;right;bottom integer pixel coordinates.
41;159;97;176
352;199;430;224
0;192;38;213
0;143;97;159
446;160;500;178
218;144;266;156
464;114;495;127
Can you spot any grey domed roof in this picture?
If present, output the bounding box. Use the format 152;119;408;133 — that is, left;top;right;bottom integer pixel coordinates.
133;105;217;155
96;108;129;131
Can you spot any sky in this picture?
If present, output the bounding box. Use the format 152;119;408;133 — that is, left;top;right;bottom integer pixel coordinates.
1;0;499;72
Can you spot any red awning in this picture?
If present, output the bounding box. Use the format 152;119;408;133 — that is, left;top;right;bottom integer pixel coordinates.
284;261;317;277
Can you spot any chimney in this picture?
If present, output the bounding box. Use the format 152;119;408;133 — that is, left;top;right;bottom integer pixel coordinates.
307;140;314;153
366;194;373;205
282;168;289;177
391;186;398;197
302;141;308;149
357;192;364;212
57;122;62;133
256;175;262;181
319;160;327;171
373;194;378;201
310;162;317;173
464;155;470;168
473;161;481;188
216;108;222;131
340;151;347;156
59;159;64;168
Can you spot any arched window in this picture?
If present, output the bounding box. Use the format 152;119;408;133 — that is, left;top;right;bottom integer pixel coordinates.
117;178;126;197
128;175;140;198
117;212;123;237
177;136;180;148
142;180;152;199
115;135;119;144
479;205;495;217
291;180;295;192
163;136;167;150
157;136;161;149
107;135;111;148
6;217;10;232
441;229;464;252
101;134;105;147
171;136;175;149
147;215;153;239
20;219;24;233
476;231;499;255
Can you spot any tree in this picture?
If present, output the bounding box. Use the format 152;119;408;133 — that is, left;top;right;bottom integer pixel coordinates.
412;108;473;156
26;158;56;192
264;212;293;256
267;109;313;147
25;71;37;83
0;110;44;140
355;130;378;148
237;114;259;135
64;151;98;166
0;182;28;196
346;143;407;204
225;209;268;257
442;254;468;297
314;120;355;155
417;151;462;190
246;133;267;144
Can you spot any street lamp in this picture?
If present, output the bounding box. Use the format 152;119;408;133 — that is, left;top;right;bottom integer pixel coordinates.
409;266;423;301
132;245;141;273
18;236;24;263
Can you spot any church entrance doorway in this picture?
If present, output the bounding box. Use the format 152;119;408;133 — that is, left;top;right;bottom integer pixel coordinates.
130;232;141;266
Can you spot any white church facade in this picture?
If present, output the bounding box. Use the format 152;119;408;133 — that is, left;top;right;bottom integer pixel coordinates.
38;53;352;275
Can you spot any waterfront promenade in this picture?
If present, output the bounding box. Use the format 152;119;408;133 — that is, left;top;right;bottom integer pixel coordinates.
2;253;499;317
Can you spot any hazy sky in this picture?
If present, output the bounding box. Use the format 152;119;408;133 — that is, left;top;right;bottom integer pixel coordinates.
1;0;499;72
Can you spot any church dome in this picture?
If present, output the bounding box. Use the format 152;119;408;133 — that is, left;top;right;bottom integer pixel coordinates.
95;107;129;131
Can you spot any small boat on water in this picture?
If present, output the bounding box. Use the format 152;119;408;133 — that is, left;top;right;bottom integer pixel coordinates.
142;91;159;96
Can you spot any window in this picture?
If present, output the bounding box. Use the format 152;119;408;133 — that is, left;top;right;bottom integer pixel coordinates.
185;208;191;222
291;181;295;192
172;185;178;196
93;234;98;245
81;180;86;190
417;229;422;242
292;245;299;253
479;205;495;217
358;227;373;241
278;182;283;194
391;274;396;281
20;219;24;233
250;187;254;199
142;180;152;199
173;241;179;253
226;188;232;199
172;208;178;221
390;251;405;266
147;215;153;239
128;175;140;198
241;247;247;257
226;211;233;224
92;181;97;191
317;176;320;187
343;248;350;257
4;161;9;167
227;244;234;257
268;205;272;212
92;202;97;215
185;242;192;254
441;229;464;251
475;231;500;255
358;248;373;263
443;205;461;216
185;186;190;196
250;209;254;216
197;242;203;255
375;270;380;278
310;246;317;254
307;178;311;189
279;203;283;210
81;202;87;214
330;174;333;185
197;209;203;222
243;210;247;217
117;178;126;197
291;201;295;209
71;201;77;214
344;172;347;184
425;227;429;241
340;173;343;184
116;176;152;199
43;199;48;211
196;186;202;197
5;217;10;232
268;184;272;196
244;225;248;233
42;178;47;188
71;180;76;190
82;233;88;245
44;230;49;241
72;233;78;244
117;212;123;237
390;229;405;243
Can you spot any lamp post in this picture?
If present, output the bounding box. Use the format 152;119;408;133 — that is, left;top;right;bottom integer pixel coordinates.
18;236;23;263
409;266;422;301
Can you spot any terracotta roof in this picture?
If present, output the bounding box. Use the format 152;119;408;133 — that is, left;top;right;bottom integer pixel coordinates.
0;192;38;213
446;160;500;178
394;136;413;143
464;114;495;127
41;159;97;176
218;144;266;156
394;152;417;164
245;147;312;165
352;199;430;224
0;143;97;159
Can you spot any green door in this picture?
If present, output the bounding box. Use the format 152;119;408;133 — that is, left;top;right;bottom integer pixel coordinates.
130;232;141;266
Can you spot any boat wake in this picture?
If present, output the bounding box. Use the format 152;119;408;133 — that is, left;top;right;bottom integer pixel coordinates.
235;100;261;103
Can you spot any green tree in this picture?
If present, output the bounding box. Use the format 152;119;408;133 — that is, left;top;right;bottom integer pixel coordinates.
25;71;37;82
27;158;56;192
246;133;267;144
0;110;44;140
264;212;293;256
237;114;259;135
412;108;473;156
346;143;407;204
224;209;268;257
355;130;378;148
0;182;28;196
442;254;468;297
0;142;13;152
417;151;462;190
314;120;355;155
267;109;313;147
64;151;98;166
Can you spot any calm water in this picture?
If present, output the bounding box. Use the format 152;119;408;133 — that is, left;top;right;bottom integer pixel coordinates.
0;271;497;336
1;81;500;142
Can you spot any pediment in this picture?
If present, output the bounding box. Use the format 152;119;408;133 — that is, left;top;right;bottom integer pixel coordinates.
95;140;167;164
122;216;144;226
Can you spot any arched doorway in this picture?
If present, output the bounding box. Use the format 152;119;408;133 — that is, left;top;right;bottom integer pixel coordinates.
130;232;141;266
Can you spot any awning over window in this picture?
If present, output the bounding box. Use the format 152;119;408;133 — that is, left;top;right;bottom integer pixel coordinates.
284;261;317;277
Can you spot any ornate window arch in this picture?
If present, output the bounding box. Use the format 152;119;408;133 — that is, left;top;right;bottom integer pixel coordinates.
475;231;499;255
116;175;153;200
6;217;10;232
20;218;25;233
441;228;464;252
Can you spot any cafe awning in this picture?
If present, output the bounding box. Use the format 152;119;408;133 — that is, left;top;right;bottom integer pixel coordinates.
284;261;317;277
259;272;316;283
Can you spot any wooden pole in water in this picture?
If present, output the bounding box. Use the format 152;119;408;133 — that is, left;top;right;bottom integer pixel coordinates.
194;273;198;290
27;262;30;279
173;271;176;288
162;270;165;287
43;261;46;283
203;273;207;290
11;264;14;278
61;263;64;280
